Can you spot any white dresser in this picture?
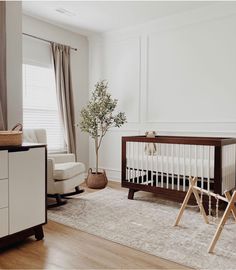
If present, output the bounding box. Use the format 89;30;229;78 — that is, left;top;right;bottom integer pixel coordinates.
0;144;47;248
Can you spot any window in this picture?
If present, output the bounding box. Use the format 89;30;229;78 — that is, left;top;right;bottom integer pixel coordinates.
23;63;66;153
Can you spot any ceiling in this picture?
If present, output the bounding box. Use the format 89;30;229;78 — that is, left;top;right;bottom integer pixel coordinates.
22;1;215;35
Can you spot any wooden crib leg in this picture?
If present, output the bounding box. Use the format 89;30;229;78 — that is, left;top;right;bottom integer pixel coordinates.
128;189;138;200
208;191;236;253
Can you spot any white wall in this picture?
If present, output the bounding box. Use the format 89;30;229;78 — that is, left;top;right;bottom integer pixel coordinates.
89;3;236;180
22;15;89;167
6;1;22;129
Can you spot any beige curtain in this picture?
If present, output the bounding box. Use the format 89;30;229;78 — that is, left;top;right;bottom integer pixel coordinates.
51;43;76;154
0;103;5;130
0;1;7;130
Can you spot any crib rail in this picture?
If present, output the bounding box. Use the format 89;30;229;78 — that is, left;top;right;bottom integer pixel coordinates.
222;144;236;193
122;136;236;196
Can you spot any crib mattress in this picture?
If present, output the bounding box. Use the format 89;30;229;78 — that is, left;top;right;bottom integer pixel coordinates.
127;155;215;179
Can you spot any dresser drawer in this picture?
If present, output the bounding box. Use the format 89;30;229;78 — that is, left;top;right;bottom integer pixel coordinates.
0;208;8;237
0;179;8;208
0;151;8;180
9;147;46;234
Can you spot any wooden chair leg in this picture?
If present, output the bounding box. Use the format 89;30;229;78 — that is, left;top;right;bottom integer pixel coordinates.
62;186;85;198
47;194;67;208
208;191;236;253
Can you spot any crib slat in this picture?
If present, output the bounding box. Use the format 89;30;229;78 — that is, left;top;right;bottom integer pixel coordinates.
177;144;180;191
201;145;204;189
126;142;128;181
183;145;186;191
207;146;210;192
136;142;138;179
141;142;144;184
233;145;235;188
136;143;138;179
166;144;169;189
161;144;164;188
127;142;130;182
227;146;229;191
146;142;148;185
195;145;197;178
129;142;132;182
233;145;236;189
189;145;192;179
132;142;135;182
137;141;140;180
156;144;159;187
172;144;174;190
130;142;133;182
133;142;136;181
226;146;229;191
222;145;225;192
229;146;232;190
151;146;154;186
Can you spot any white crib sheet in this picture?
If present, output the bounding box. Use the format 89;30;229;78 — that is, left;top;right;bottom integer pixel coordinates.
127;155;215;179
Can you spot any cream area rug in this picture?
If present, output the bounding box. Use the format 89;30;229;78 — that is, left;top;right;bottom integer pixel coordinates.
48;188;236;270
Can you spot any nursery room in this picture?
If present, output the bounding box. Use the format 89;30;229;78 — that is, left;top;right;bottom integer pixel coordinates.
0;0;236;269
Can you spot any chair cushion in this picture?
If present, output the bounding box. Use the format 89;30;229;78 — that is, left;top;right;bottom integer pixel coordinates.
53;162;85;181
23;129;47;144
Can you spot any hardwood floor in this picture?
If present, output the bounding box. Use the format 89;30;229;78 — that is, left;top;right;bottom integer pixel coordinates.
0;181;191;270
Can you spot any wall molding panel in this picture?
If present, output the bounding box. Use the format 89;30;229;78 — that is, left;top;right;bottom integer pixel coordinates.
102;36;142;124
89;4;236;180
146;14;236;124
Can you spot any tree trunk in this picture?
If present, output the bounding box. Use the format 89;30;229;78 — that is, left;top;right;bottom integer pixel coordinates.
95;138;99;173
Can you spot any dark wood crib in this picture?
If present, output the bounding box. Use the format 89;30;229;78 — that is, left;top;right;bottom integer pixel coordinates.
121;135;236;206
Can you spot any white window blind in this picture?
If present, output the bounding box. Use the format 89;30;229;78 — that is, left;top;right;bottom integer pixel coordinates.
23;36;66;153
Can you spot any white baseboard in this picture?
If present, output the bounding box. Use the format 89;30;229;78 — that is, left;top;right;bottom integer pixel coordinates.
84;169;121;182
104;168;121;182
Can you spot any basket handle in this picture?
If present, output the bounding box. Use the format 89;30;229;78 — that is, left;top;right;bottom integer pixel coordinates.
11;123;23;132
88;168;93;175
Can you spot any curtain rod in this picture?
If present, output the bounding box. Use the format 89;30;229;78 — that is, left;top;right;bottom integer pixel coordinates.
22;32;78;51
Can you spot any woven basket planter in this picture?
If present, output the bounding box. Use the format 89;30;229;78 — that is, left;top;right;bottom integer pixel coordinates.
86;168;108;189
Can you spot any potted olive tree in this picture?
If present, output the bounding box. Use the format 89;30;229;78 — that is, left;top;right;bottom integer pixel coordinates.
80;80;126;189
